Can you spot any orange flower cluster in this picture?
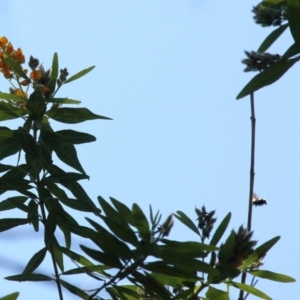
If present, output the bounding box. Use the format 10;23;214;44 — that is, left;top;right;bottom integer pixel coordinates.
0;36;25;79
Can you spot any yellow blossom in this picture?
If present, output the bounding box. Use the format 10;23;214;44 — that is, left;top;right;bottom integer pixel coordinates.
0;36;8;48
15;89;28;99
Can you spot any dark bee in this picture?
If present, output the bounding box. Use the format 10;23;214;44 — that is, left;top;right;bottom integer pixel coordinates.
252;193;267;207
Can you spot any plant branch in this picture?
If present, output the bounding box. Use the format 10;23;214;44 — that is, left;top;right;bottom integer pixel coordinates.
239;92;256;300
33;124;64;300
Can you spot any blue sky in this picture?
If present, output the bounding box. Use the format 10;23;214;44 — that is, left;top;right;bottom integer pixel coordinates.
0;1;299;299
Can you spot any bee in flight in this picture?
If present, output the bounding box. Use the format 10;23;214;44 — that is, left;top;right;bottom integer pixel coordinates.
252;193;267;207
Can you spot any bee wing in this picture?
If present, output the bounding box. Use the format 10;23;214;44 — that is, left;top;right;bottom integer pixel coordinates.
252;193;259;201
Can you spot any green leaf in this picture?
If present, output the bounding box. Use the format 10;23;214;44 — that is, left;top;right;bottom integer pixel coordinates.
46;107;112;123
131;271;172;299
210;212;231;246
217;230;235;265
49;52;59;95
132;203;151;243
144;262;199;280
5;274;53;281
84;218;132;260
27;199;39;232
100;215;139;246
206;286;229;300
240;236;280;269
59;225;71;249
26;89;46;121
110;197;136;225
58;279;89;299
53;130;96;144
62;264;110;275
60;246;94;267
47;98;81;105
0;102;25;121
64;66;95;84
175;211;200;236
3;55;30;81
249;270;296;282
0;218;35;232
287;0;300;49
236;58;298;99
283;42;300;58
45;199;59;242
53;243;64;272
80;245;122;268
17;127;37;159
257;24;288;52
0;196;27;212
0;163;13;173
0;92;27;102
0;292;19;300
0;140;20;161
228;281;271;300
22;247;47;274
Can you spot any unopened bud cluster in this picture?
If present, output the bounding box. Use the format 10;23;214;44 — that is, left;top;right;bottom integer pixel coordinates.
242;50;281;72
158;214;174;237
218;225;257;268
195;206;216;239
252;4;287;27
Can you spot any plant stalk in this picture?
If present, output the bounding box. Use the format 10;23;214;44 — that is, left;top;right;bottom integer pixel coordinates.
239;92;256;300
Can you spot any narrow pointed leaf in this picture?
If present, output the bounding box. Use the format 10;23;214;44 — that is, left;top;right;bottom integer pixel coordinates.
54;129;96;144
0;196;27;212
175;211;199;236
236;58;298;99
5;274;52;281
0;163;13;173
0;92;29;102
45;199;59;241
131;271;172;299
132;203;150;242
257;24;288;52
161;239;218;253
49;52;58;95
287;0;300;49
60;246;94;267
52;143;86;174
210;212;231;246
23;247;47;274
206;286;229;300
100;215;139;246
241;236;280;269
249;270;296;282
64;66;95;84
53;244;64;272
228;281;271;300
59;225;71;249
0;218;35;232
0;102;25;121
85;218;132;260
47;98;81;105
46;107;112;123
80;245;122;268
283;43;300;58
62;264;110;275
0;292;19;300
58;279;89;299
17;127;37;159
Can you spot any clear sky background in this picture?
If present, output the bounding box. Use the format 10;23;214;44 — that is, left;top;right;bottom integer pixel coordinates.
0;1;299;299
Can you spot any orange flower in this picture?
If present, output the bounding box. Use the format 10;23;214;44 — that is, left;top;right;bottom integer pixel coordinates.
30;70;41;81
15;89;28;99
0;36;8;48
6;42;13;54
13;48;25;64
39;85;50;93
1;66;12;78
20;79;30;86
